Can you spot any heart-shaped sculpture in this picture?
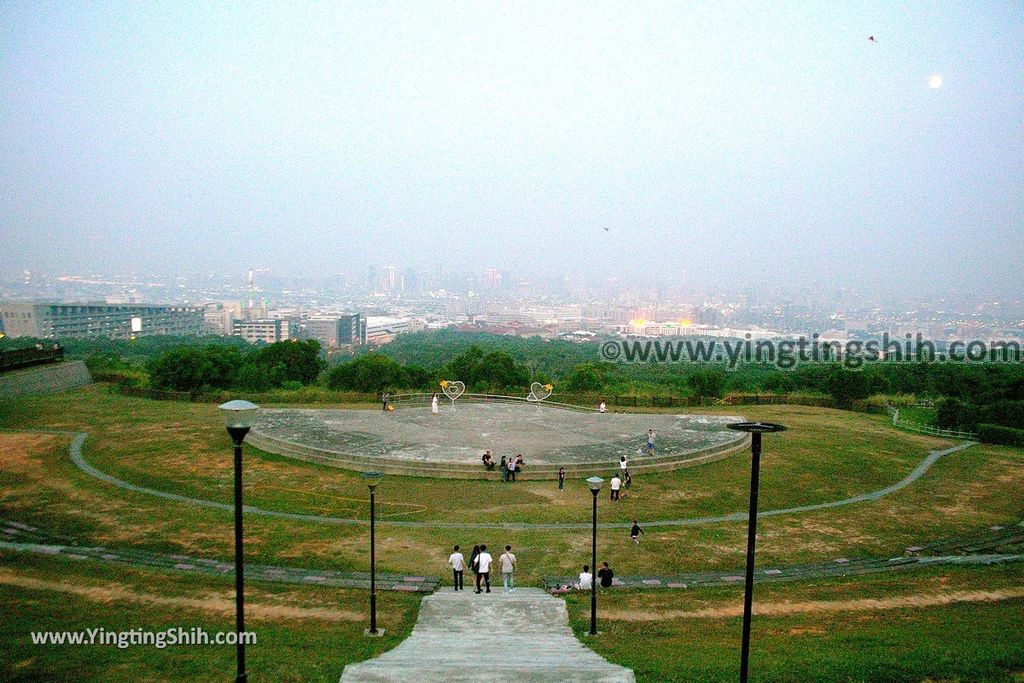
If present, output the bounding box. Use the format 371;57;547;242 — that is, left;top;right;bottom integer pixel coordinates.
527;382;553;402
440;380;465;402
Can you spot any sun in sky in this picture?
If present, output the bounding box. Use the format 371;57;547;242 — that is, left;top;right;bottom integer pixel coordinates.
928;74;944;89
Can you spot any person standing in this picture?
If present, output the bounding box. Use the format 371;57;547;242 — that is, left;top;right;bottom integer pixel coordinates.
381;392;390;411
619;455;629;483
508;454;518;482
610;474;621;501
431;392;439;415
630;519;645;545
475;544;493;593
448;545;466;591
500;456;509;482
646;429;656;454
597;561;614;588
558;467;565;491
498;545;517;593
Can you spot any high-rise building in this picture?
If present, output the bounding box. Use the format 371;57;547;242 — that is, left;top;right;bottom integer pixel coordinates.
0;302;202;339
383;265;397;291
303;313;365;348
232;319;290;344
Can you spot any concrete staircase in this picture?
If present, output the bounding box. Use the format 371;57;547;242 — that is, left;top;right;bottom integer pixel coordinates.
340;588;635;682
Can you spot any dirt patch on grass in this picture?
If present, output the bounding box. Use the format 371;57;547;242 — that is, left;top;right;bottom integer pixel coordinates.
602;587;1024;621
0;568;360;622
0;433;58;475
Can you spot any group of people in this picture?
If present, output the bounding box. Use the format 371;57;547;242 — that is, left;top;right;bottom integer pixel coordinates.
448;544;518;593
577;562;615;590
480;451;526;481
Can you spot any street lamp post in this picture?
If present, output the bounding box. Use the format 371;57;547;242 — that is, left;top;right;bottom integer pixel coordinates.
363;471;384;636
727;421;787;683
219;400;260;683
586;476;604;636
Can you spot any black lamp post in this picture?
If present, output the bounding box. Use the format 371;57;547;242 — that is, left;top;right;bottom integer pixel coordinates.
363;471;384;636
727;421;787;683
219;399;259;683
586;476;604;636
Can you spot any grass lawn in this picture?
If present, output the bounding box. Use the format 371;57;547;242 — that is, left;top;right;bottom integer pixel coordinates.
0;551;421;683
2;386;1023;681
565;565;1024;682
1;386;1022;580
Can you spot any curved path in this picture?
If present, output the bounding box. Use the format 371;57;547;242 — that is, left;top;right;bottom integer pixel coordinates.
67;432;977;530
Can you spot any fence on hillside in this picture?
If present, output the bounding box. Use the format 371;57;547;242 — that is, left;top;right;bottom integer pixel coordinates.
887;405;976;439
0;345;64;373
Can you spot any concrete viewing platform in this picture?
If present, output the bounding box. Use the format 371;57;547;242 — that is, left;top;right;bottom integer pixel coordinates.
250;400;746;479
340;587;635;682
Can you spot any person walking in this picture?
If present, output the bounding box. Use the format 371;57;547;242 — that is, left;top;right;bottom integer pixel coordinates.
448;545;466;591
469;544;481;584
498;545;517;593
431;392;439;415
610;474;621;501
630;519;645;545
646;429;656;454
597;561;614;588
475;544;493;593
558;467;565;491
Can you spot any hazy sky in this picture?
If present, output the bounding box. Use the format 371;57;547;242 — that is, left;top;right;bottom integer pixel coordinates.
2;2;1022;293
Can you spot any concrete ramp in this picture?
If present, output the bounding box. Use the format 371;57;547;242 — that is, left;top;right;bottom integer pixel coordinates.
340;588;634;682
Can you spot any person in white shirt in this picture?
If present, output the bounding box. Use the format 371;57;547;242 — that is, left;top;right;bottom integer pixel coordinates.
431;392;439;415
577;565;593;590
498;545;517;593
448;545;466;591
599;401;607;413
646;429;656;454
474;544;493;593
610;475;622;501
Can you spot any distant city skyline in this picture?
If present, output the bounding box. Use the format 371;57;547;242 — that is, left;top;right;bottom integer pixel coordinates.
3;3;1023;296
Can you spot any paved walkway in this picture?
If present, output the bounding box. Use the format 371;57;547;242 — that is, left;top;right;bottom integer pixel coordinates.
65;430;978;530
0;518;438;592
543;520;1024;591
340;587;634;682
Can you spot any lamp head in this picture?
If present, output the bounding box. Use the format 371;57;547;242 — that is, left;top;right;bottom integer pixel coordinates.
727;422;787;434
219;399;259;429
219;400;259;443
362;471;384;491
586;476;604;493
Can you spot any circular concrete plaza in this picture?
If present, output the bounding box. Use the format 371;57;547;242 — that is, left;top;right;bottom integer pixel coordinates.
250;401;746;471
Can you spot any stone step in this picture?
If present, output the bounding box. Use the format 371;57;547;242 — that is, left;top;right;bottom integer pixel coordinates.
340;588;634;682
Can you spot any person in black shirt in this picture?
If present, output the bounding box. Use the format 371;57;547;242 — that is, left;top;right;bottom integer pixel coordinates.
597;561;614;588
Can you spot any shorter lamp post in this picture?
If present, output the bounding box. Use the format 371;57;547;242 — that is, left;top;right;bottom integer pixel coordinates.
219;399;260;683
363;471;384;635
586;476;604;636
727;421;787;683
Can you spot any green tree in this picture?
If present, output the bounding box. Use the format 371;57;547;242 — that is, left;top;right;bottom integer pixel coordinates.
148;345;241;392
252;340;325;385
687;369;727;398
326;354;407;393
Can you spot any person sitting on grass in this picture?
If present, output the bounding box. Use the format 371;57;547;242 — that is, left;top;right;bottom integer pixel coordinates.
577;564;593;590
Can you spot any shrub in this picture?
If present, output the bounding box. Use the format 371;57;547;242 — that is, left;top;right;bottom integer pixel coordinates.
976;423;1024;446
